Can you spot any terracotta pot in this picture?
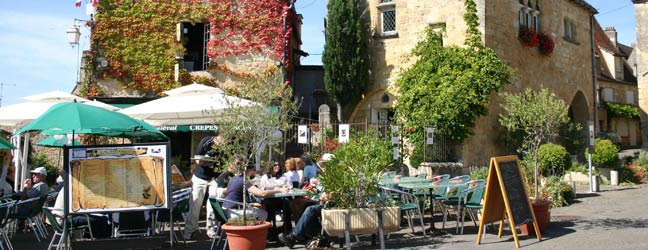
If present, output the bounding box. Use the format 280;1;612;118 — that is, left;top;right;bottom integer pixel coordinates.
520;199;552;235
222;221;271;250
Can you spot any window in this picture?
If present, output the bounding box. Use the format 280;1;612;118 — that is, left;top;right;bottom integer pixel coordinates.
179;22;210;71
626;91;635;105
602;88;614;102
518;1;540;31
614;56;623;80
381;9;396;34
563;18;577;42
378;0;396;35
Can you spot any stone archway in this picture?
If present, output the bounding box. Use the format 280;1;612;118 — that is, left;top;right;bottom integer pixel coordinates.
569;91;589;127
567;91;590;157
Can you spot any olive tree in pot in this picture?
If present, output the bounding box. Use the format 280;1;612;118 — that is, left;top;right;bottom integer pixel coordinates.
499;88;570;234
214;69;299;250
318;131;401;238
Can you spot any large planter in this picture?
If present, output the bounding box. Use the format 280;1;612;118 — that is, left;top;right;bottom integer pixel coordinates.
222;221;271;250
520;199;552;236
321;207;401;237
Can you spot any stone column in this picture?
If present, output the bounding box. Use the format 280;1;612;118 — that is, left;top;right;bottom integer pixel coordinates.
634;1;648;148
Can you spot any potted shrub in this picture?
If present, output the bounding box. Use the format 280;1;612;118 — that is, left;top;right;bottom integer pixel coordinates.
500;88;570;235
213;70;299;249
586;139;620;185
318;131;401;237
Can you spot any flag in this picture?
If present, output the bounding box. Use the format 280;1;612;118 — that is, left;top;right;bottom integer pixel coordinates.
75;0;82;8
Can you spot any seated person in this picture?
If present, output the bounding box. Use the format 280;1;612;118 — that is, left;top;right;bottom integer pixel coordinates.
17;167;50;217
52;189;110;238
278;193;328;248
301;154;319;185
223;164;287;221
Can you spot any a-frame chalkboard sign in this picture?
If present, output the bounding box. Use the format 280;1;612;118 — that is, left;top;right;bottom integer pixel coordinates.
476;155;541;248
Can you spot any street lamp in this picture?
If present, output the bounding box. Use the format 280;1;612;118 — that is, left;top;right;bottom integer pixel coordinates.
66;25;81;47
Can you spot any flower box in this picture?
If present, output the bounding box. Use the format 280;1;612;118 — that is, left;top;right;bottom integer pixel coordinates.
321;207;401;237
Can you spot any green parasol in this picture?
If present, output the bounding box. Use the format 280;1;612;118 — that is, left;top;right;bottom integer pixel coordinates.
15;102;167;141
0;137;14;149
36;136;83;147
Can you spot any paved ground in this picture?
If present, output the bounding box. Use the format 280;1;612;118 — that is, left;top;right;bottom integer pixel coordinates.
11;183;648;249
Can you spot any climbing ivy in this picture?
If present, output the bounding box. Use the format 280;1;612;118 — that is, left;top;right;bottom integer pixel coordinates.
90;0;294;95
394;0;512;165
606;102;640;120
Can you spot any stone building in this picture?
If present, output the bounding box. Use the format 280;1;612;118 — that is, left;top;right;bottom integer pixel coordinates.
354;0;597;165
593;21;640;148
634;0;648;148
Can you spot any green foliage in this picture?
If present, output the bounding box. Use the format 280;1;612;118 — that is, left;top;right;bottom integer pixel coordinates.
559;121;585;156
537;143;571;177
585;139;619;169
542;176;573;207
28;154;58;187
606;102;640;120
567;162;588;174
499;88;569;198
618;164;641;184
318;131;395;209
469;167;489;180
395;0;511;155
323;0;370;108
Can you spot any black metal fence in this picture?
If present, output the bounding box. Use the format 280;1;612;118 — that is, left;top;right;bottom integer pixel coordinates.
283;119;456;162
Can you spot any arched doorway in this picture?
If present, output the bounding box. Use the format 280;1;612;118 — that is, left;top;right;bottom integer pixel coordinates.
566;91;590;157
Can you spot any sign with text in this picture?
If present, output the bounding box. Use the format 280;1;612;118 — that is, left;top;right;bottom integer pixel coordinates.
66;144;169;214
426;128;434;145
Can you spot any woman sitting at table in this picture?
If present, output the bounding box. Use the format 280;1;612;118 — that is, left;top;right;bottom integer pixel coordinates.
269;161;283;179
282;158;301;188
223;163;287;221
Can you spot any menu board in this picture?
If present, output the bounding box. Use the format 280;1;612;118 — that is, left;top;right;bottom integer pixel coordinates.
67;145;169;213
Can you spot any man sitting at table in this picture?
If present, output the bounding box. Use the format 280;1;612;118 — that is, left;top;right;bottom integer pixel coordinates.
278;193;328;248
223;164;287;221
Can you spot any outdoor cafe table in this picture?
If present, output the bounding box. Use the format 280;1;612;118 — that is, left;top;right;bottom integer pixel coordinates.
379;176;429;187
398;182;464;234
264;189;309;198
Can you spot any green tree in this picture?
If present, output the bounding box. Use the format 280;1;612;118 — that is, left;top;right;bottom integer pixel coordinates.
323;0;370;121
499;88;569;198
394;0;511;166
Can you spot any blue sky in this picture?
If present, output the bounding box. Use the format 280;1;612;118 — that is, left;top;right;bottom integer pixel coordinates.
0;0;637;107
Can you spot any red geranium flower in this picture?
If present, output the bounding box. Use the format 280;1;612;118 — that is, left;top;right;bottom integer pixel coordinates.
537;31;555;56
519;27;539;47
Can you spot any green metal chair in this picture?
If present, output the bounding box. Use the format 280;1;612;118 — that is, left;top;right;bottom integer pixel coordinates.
441;179;485;233
379;186;426;236
0;200;16;250
155;187;191;245
208;197;234;250
459;181;487;234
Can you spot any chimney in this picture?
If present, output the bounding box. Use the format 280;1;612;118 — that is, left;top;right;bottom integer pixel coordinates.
604;26;617;46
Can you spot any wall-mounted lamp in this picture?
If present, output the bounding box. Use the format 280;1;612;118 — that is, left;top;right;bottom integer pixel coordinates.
66;25;81;47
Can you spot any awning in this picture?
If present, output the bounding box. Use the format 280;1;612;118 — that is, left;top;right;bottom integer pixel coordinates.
156;124;219;132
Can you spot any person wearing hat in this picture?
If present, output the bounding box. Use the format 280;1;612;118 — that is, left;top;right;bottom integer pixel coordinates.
184;134;226;240
21;166;49;200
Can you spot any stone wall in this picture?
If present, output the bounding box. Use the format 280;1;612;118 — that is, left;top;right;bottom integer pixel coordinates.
635;2;648;148
361;0;596;165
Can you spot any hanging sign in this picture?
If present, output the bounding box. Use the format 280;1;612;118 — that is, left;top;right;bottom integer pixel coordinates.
338;124;350;143
391;125;400;144
426;128;434;145
297;125;308;144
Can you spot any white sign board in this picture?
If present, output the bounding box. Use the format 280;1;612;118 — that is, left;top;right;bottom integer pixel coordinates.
589;122;595;146
339;124;350;143
66;144;169;214
393;146;399;160
391;125;400;144
426;128;435;145
297;125;308;144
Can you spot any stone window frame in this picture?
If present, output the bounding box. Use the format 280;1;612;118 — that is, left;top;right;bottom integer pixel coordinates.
518;0;541;31
378;0;397;37
563;18;578;43
602;87;615;102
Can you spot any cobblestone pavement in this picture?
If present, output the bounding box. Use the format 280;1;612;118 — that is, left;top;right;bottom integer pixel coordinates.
11;183;648;249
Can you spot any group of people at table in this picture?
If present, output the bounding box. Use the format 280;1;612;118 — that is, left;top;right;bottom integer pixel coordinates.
183;133;332;247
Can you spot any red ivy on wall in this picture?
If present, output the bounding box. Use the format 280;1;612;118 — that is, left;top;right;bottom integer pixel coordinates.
91;0;295;94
